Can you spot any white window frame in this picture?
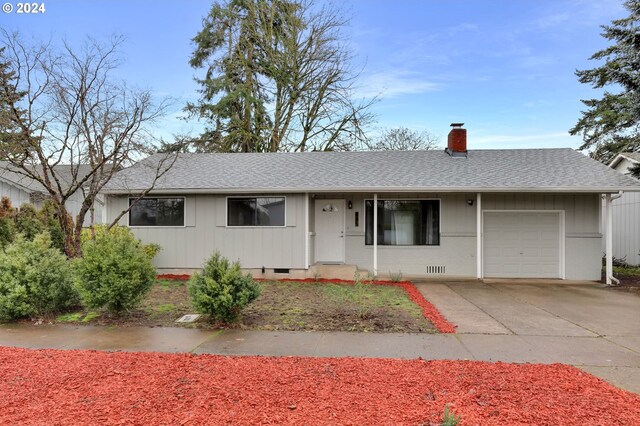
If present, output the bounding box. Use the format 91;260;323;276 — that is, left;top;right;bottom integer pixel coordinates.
225;195;287;228
127;196;187;228
364;198;442;247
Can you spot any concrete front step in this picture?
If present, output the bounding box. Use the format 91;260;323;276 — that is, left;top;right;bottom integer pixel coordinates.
308;263;364;280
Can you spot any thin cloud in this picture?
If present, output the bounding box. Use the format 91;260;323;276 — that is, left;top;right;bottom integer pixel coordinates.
357;70;442;99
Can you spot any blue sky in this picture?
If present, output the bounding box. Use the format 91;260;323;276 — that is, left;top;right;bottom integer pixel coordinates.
1;0;627;150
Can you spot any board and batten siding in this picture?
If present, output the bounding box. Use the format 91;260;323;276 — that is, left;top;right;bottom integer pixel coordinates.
107;194;306;270
611;191;640;266
336;192;602;280
0;180;31;207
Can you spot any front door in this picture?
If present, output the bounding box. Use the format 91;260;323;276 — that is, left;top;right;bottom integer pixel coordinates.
314;199;345;263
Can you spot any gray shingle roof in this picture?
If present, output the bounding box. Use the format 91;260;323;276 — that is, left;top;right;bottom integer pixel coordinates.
0;162;107;193
103;148;640;194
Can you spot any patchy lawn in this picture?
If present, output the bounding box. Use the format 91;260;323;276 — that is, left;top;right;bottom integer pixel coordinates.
242;280;436;332
55;279;438;333
56;279;195;328
0;347;638;425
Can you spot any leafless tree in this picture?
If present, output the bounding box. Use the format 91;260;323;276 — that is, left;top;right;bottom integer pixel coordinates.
365;127;440;151
188;0;376;153
0;32;177;257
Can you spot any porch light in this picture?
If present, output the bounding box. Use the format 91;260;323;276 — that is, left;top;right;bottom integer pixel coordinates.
348;200;353;209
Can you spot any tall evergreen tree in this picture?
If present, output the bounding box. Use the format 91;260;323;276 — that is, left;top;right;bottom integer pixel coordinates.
0;47;28;157
187;0;373;153
570;0;640;164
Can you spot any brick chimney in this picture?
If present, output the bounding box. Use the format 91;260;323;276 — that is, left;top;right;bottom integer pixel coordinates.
447;123;467;156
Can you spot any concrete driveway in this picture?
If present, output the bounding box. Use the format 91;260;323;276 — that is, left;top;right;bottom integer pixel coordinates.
415;280;640;393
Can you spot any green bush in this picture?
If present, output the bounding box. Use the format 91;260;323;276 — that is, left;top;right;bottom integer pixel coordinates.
81;224;161;260
0;197;16;249
0;232;79;321
74;225;156;314
37;200;67;253
188;252;261;322
14;204;44;240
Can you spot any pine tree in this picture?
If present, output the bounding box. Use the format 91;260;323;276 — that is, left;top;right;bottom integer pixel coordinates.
187;0;373;153
0;47;28;158
570;0;640;164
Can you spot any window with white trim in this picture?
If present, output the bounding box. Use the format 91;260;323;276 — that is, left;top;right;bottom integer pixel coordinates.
129;198;185;227
227;197;285;227
365;199;440;246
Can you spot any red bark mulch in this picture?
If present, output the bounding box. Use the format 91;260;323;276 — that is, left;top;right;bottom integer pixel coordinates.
157;274;190;281
0;347;638;425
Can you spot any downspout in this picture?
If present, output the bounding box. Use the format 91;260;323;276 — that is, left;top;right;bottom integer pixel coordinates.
604;191;624;286
373;193;378;276
476;193;482;280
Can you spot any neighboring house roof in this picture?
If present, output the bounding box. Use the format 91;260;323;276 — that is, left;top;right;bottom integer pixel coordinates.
610;152;640;170
0;162;107;194
103;148;640;194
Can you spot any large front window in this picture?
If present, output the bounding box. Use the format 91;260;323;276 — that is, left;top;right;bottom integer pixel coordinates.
227;197;285;227
129;198;185;227
365;199;440;246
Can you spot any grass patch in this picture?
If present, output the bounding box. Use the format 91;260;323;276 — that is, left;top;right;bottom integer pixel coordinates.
56;311;100;323
242;281;435;333
613;266;640;277
52;279;436;333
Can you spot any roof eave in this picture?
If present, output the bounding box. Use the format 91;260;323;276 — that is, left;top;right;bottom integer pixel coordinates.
101;186;640;195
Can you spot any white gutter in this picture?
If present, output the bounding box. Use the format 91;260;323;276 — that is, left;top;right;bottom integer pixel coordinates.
604;191;624;286
101;186;640;195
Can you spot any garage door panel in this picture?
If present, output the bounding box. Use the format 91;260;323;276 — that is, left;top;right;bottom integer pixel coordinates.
483;212;561;279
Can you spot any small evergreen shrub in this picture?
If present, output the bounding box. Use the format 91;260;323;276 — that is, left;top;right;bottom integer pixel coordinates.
14;204;44;240
37;200;67;253
74;225;156;314
81;224;161;260
0;232;79;321
188;252;261;322
0;197;16;249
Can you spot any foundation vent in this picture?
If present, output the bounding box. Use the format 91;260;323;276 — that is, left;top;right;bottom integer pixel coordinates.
425;265;446;274
274;268;290;274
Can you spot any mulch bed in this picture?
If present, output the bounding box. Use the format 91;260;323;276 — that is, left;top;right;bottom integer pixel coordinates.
1;347;638;425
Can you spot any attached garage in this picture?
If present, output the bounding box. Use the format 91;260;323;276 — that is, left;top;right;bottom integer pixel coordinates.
483;211;564;279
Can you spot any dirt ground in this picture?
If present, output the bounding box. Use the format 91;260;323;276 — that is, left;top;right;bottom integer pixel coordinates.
53;280;436;333
242;281;436;333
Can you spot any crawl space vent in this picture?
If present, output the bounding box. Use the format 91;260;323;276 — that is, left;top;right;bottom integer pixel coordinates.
274;268;290;274
425;266;446;274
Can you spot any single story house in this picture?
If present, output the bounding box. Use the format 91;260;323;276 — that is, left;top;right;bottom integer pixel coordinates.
103;124;640;282
607;152;640;266
0;162;106;226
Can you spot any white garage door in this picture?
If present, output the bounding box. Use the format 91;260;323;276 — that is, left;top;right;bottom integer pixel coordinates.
483;211;562;278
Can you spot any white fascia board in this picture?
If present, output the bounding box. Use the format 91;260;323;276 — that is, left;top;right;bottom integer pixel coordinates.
102;186;640;195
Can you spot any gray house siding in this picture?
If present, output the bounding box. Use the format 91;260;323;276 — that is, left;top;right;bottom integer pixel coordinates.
333;192;601;280
108;191;602;280
611;191;640;266
107;194;306;270
608;156;640;266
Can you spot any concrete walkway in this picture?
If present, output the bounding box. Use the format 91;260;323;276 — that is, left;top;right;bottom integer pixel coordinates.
0;281;638;394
